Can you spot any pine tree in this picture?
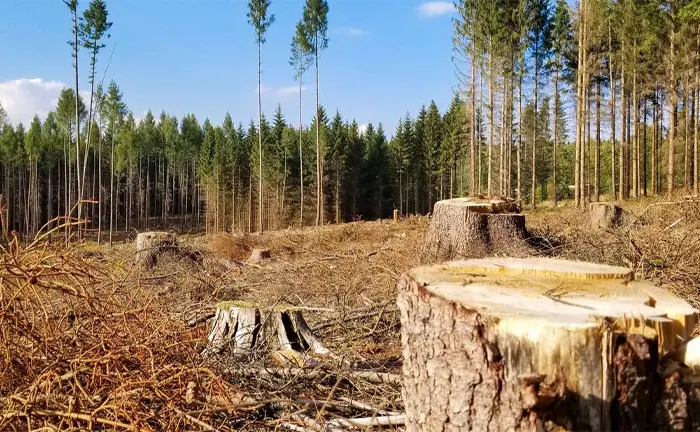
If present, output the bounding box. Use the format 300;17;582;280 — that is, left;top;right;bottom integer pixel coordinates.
247;0;274;233
549;0;572;207
79;0;111;222
300;0;329;226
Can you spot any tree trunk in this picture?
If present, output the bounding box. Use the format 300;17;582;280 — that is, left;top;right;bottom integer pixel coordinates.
532;43;539;209
470;51;476;195
575;3;584;208
517;68;523;202
609;20;617;201
653;93;658;195
258;41;264;234
398;257;699;432
596;79;601;202
488;49;494;198
315;38;323;227
553;68;559;207
420;197;531;264
669;36;677;194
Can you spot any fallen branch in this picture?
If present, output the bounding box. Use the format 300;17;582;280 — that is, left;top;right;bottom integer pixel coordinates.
338;396;400;416
228;366;401;385
326;414;407;428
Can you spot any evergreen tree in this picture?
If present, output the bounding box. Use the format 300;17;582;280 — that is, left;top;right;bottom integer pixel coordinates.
248;0;274;233
300;0;329;226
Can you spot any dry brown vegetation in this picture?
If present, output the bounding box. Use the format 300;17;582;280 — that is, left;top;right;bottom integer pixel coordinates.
3;198;700;430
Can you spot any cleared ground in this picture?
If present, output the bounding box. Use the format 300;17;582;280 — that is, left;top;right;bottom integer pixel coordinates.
2;196;699;430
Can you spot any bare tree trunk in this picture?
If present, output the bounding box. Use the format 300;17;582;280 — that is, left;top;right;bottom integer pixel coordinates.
315;39;323;227
532;42;539;209
257;41;264;233
488;49;495;198
575;3;584;208
669;36;677;194
517;67;523;203
470;51;476;195
553;68;559;207
71;4;81;229
595;79;601;202
685;75;691;190
609;20;617;201
621;66;627;199
652;92;658;195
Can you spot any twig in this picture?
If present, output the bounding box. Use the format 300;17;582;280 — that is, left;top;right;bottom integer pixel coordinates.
228;366;402;385
338;396;400;416
326;414;407;428
172;405;217;432
187;312;215;327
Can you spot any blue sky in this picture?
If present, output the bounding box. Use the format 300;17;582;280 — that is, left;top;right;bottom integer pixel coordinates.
0;0;459;137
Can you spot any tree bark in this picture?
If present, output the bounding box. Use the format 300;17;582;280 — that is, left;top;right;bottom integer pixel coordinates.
420;198;531;264
206;302;328;359
398;257;699;432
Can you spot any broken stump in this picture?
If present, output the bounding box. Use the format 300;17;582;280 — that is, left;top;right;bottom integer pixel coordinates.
397;257;698;431
420;197;532;264
247;248;271;264
134;231;178;269
590;202;625;229
206;302;329;361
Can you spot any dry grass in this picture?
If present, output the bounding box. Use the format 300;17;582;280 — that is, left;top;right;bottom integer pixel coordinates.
0;216;426;430
5;198;700;430
527;196;700;311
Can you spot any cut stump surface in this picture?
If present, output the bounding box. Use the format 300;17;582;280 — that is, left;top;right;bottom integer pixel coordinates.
397;257;698;431
420;197;532;264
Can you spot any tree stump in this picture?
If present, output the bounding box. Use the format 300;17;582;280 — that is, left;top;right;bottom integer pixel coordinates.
206;302;329;361
397;257;699;431
134;231;178;269
420;197;532;264
590;202;625;229
247;248;271;264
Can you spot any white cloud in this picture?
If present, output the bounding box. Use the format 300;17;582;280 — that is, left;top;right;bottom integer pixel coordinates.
0;78;66;126
417;1;455;17
335;26;369;37
258;84;308;97
358;124;368;136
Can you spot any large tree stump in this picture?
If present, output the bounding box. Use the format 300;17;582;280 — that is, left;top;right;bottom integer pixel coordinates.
590;202;625;229
134;231;178;269
206;301;329;361
420;197;532;264
397;257;698;431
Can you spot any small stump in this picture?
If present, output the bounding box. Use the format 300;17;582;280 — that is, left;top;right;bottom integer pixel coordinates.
397;257;698;431
135;231;178;269
247;248;271;264
590;202;625;229
206;302;329;362
420;197;532;264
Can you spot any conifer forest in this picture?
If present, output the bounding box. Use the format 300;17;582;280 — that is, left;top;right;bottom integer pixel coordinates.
2;0;700;240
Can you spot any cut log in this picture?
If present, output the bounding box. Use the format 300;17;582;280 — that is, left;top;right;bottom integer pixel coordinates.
590;202;625;229
134;231;178;269
420;197;532;264
247;248;271;264
397;257;698;431
205;302;329;361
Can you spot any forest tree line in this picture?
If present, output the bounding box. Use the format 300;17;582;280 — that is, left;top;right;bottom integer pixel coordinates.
2;0;700;241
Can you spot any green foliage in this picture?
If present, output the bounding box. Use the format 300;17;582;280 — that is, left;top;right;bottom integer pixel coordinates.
300;0;329;54
25;116;43;160
247;0;275;44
